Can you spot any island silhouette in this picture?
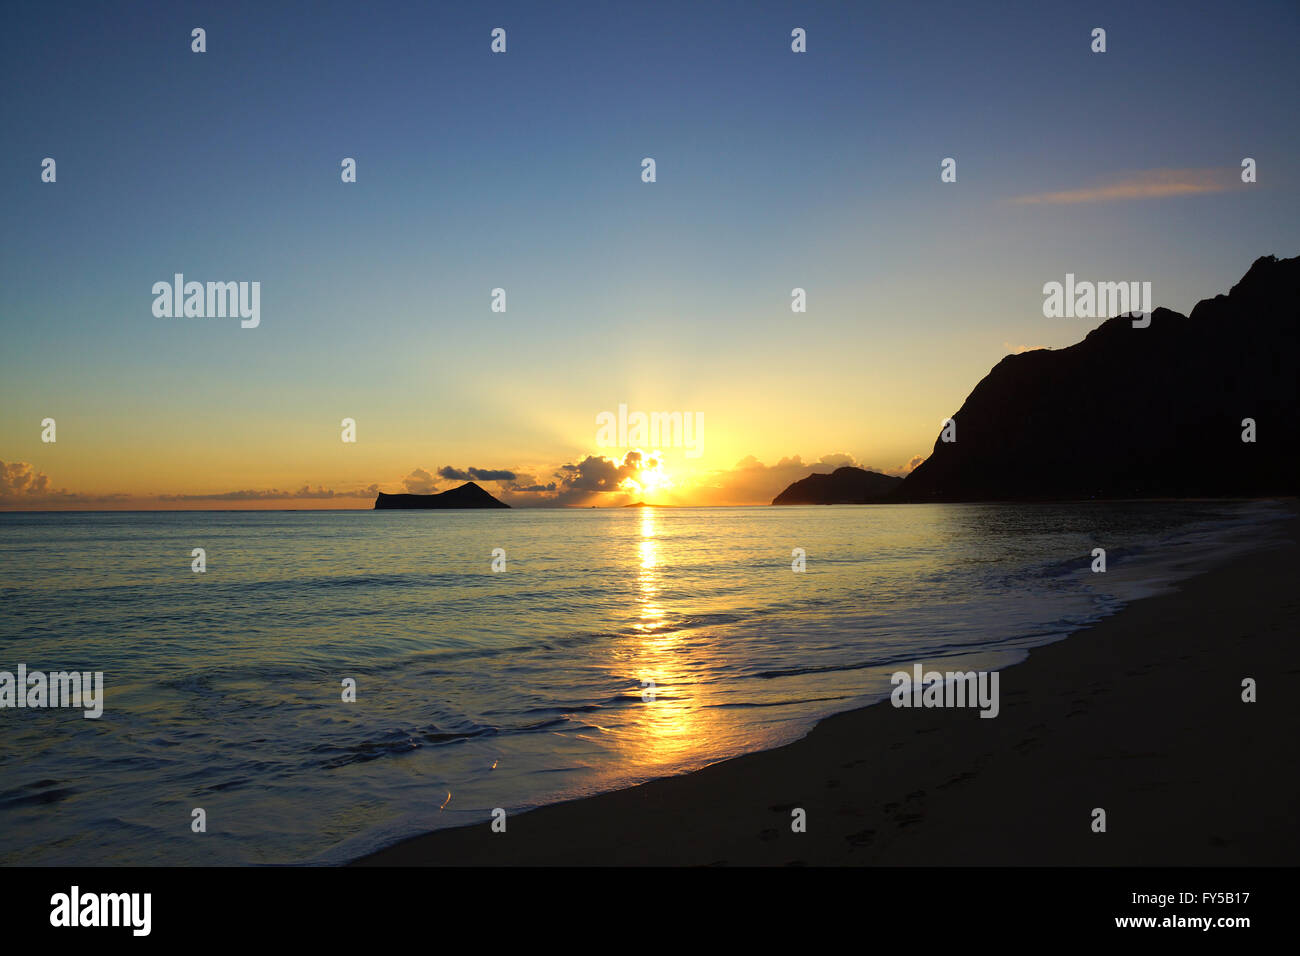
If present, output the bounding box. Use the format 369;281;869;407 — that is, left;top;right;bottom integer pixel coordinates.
374;482;510;509
772;466;902;504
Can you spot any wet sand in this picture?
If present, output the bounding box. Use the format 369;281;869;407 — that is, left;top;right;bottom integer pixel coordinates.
355;510;1300;866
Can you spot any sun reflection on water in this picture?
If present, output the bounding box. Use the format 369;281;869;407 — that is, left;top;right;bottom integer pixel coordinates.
636;509;665;633
610;507;721;769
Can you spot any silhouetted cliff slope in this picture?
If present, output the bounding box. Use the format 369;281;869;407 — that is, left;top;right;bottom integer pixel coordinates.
374;482;510;509
772;466;903;504
896;255;1299;501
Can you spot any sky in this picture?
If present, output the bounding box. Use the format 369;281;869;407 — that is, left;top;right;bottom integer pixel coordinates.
3;0;1299;508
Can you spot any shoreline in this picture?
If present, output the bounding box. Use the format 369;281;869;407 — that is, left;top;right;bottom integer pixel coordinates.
354;508;1300;866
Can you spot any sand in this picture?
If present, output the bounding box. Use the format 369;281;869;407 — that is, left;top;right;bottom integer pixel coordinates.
355;511;1300;866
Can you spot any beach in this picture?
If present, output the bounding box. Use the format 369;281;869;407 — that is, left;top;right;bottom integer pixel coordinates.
356;508;1300;866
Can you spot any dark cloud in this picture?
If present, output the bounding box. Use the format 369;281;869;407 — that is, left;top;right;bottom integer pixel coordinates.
554;454;636;492
437;466;517;482
541;452;655;505
500;472;557;494
486;452;655;507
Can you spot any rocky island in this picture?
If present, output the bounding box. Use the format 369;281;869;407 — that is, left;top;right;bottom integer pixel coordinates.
374;481;510;509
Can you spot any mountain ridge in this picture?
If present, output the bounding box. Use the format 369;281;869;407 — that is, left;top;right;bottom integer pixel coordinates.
893;254;1299;501
768;255;1297;505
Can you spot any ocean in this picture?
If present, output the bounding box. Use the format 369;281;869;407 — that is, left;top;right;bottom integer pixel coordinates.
0;500;1283;864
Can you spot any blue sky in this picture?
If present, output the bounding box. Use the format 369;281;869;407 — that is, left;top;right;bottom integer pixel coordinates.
2;0;1298;506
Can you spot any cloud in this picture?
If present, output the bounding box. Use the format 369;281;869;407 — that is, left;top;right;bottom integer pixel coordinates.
686;455;816;505
0;460;53;498
159;484;380;502
437;466;517;482
499;471;557;494
815;452;857;468
1010;168;1237;205
4;453;930;511
550;452;652;504
506;479;557;493
399;465;518;495
474;452;665;506
687;452;923;505
0;460;131;507
399;465;548;501
3;461;387;508
489;451;932;506
402;468;439;493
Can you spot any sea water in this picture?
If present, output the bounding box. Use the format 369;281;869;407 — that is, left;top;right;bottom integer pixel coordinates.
0;500;1284;864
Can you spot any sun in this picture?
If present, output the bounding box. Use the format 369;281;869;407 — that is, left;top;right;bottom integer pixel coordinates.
621;452;672;497
639;468;668;494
